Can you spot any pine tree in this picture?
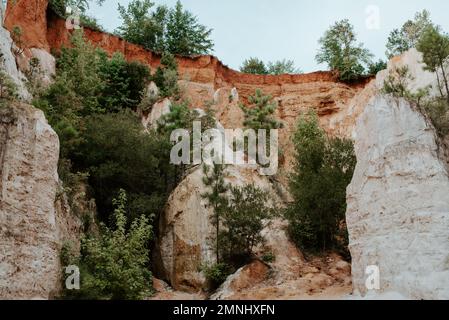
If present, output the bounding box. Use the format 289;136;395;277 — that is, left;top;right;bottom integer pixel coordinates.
240;58;268;75
202;164;229;263
220;184;273;260
240;89;282;131
165;1;214;56
417;25;449;102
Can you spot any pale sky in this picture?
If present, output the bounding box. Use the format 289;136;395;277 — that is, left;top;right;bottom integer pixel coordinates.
88;0;449;73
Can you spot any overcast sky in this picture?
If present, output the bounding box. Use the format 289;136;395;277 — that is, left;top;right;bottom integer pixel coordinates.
88;0;449;73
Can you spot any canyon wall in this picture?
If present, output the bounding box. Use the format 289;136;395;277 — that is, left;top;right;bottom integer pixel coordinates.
0;103;82;299
0;20;80;299
347;49;449;299
4;0;370;192
3;0;449;300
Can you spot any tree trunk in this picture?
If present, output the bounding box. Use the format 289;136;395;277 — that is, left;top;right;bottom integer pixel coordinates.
439;62;449;103
436;70;445;99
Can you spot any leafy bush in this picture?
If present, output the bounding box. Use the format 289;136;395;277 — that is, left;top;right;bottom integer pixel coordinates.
219;184;274;263
201;263;231;289
261;252;276;264
49;0;105;31
267;59;302;75
423;97;449;136
80;15;105;32
33;31;106;157
49;0;105;17
0;70;18;104
240;57;268;75
316;19;373;81
152;53;180;99
368;59;387;75
286;111;356;255
63;189;153;300
381;66;416;99
99;52;151;112
240;58;301;75
74;111;175;223
34;32;151;157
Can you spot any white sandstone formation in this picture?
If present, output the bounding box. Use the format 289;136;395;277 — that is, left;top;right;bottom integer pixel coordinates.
142;98;171;130
0;104;82;299
346;49;449;299
29;48;56;85
0;26;30;101
154;163;280;293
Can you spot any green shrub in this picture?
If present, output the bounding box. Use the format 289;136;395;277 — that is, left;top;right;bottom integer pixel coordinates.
80;15;105;32
240;89;282;131
201;263;231;289
423;97;449;137
261;252;276;264
219;184;274;263
63;189;153;300
99;52;151;112
0;70;18;104
240;57;268;75
152;53;180;99
74;111;175;222
49;0;105;17
381;66;416;99
368;59;387;75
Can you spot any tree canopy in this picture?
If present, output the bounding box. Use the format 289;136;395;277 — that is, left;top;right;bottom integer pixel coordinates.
316;19;373;81
117;0;214;56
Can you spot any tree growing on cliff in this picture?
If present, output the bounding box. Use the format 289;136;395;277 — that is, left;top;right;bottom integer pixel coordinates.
0;55;18;104
99;52;151;112
116;0;167;53
286;111;356;255
386;10;433;58
202;164;229;263
240;58;302;75
219;184;274;263
117;0;214;56
267;59;302;75
240;89;282;131
316;19;373;81
76;111;174;223
417;25;449;102
240;58;268;75
165;1;214;56
152;52;180;99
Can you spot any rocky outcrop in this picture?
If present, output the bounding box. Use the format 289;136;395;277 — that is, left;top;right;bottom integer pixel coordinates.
0;103;81;299
154;164;281;293
211;251;352;300
346;49;449;299
0;25;30;101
